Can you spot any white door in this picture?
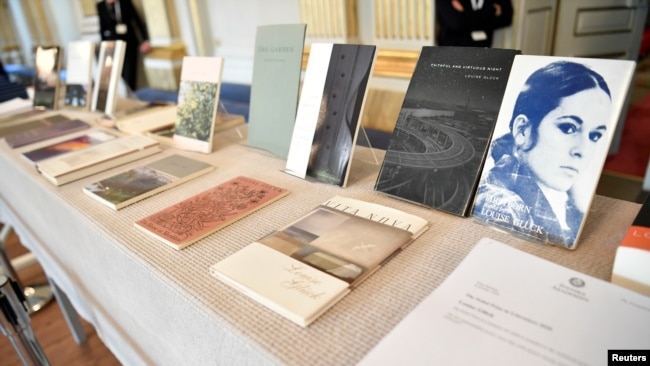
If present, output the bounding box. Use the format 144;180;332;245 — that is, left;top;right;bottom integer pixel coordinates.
492;0;558;54
553;0;648;59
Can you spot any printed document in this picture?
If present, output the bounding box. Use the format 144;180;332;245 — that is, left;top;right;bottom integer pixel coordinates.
360;237;650;366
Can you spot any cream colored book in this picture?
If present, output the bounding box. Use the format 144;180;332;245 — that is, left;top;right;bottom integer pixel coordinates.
36;135;161;186
210;196;429;327
115;104;177;135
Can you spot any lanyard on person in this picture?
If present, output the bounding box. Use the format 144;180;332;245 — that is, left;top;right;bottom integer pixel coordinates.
470;0;484;10
114;1;122;23
112;1;127;35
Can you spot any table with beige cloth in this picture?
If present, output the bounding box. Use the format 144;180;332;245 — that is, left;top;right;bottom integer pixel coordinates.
0;125;640;365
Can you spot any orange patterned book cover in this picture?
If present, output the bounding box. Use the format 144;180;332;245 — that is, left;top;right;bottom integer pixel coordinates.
135;176;289;250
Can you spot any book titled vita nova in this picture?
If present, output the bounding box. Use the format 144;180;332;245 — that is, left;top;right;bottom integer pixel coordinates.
375;47;519;216
134;176;289;250
209;196;429;327
36;134;161;186
471;55;636;249
285;43;376;187
247;23;307;158
83;154;214;210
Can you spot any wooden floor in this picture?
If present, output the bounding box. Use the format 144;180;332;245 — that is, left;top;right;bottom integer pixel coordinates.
0;225;120;366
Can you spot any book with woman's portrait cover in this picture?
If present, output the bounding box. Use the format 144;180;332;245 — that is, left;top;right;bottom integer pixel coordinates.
374;47;519;216
209;196;428;327
471;55;636;249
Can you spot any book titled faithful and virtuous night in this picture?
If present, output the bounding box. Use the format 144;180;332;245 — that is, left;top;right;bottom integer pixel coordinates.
375;47;519;216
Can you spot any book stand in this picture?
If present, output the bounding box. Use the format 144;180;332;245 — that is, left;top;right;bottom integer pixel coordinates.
354;125;380;165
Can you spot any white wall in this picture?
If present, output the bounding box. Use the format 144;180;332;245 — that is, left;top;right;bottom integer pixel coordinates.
183;0;302;83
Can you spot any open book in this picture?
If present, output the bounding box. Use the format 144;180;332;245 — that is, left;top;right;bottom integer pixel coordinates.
210;196;429;327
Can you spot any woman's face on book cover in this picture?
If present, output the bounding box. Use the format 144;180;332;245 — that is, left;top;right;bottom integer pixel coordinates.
521;87;611;192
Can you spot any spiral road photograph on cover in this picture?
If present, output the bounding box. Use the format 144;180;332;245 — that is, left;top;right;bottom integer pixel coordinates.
375;47;518;216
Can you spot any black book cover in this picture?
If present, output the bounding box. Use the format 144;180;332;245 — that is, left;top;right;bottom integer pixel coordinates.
375;46;519;216
307;44;376;187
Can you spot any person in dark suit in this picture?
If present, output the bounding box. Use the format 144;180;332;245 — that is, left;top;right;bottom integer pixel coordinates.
96;0;151;90
0;61;28;103
436;0;513;47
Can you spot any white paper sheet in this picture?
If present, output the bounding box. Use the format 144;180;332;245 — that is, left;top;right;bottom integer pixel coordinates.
360;237;650;366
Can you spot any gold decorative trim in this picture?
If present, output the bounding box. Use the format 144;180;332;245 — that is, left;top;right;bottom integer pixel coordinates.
303;48;419;79
188;0;205;56
80;0;97;17
145;43;187;59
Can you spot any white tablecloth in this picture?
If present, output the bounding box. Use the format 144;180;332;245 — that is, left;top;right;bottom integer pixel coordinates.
0;124;640;365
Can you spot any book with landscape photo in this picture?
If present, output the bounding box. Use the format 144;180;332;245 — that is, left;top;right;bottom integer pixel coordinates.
22;129;118;162
1;114;90;148
135;176;289;250
471;55;636;249
285;43;376;187
64;40;95;110
83;154;214;210
172;56;224;153
91;40;126;117
33;45;62;110
36;134;161;186
375;46;519;216
209;195;429;327
247;23;306;158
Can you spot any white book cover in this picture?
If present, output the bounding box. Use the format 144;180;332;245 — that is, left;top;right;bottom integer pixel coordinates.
285;43;376;187
91;40;126;117
64;40;95;110
360;237;650;365
172;56;224;153
471;55;636;249
210;196;428;327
